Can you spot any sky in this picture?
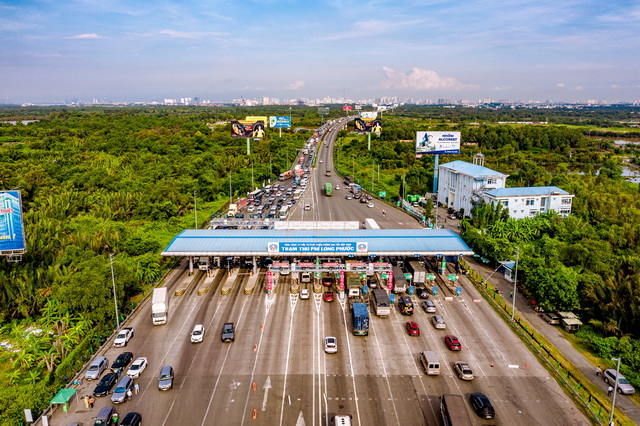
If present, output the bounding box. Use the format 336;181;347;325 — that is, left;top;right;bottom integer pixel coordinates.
1;0;639;104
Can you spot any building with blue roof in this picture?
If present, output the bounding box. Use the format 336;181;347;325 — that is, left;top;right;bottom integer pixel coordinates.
437;158;508;214
483;186;574;218
437;157;574;219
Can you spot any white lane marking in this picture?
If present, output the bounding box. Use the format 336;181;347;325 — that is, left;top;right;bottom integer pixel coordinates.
368;316;401;425
261;376;272;411
278;306;295;426
340;302;362;426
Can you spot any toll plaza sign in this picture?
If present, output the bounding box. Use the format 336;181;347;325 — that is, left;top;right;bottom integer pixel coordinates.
268;241;368;253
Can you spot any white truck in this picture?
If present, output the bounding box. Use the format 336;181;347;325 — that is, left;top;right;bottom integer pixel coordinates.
113;327;134;347
151;287;169;325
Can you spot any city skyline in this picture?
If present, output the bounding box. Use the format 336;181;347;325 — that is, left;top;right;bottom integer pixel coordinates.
1;0;639;104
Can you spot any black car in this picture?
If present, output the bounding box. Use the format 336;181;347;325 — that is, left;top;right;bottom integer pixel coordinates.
120;411;142;426
111;352;133;372
93;372;119;397
416;288;430;299
470;393;495;418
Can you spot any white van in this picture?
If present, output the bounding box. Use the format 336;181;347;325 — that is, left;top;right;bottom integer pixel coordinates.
420;351;440;375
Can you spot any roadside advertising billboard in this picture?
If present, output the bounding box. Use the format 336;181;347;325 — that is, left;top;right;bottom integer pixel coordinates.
245;116;268;124
231;119;266;138
354;118;383;135
360;112;378;119
269;116;291;128
342;105;353;111
0;191;27;254
415;131;461;156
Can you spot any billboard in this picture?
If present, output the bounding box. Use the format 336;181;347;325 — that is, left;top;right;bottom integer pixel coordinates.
267;241;368;254
0;191;26;254
416;131;461;155
231;120;266;138
354;118;382;135
269;116;291;128
245;116;268;123
342;105;353;111
360;112;378;119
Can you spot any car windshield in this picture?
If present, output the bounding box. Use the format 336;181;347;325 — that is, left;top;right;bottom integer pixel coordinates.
193;330;202;335
130;364;140;370
114;386;126;392
618;378;630;384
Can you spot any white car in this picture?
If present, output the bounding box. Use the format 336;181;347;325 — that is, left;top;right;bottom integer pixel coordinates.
300;289;310;299
319;159;323;163
304;204;311;211
335;185;340;190
191;324;205;343
367;203;374;208
127;357;148;378
324;336;337;354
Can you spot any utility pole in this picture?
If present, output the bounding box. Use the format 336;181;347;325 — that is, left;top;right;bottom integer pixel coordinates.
193;190;198;228
109;254;120;329
511;247;520;320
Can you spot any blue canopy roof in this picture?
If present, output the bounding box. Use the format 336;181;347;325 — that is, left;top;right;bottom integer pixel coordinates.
162;228;474;257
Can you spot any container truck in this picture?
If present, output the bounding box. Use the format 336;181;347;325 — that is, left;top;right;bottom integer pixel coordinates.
151;287;169;325
392;266;407;293
351;303;369;336
406;261;426;285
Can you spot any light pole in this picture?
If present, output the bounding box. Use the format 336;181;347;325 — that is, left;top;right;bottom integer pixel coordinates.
229;170;232;204
511;247;520;320
609;357;621;426
193;190;198;228
109;254;120;329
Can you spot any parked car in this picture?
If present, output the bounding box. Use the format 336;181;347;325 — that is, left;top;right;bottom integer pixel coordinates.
126;357;148;379
111;352;133;372
444;335;462;351
191;324;205;343
85;356;109;380
470;393;495;418
120;412;142;426
323;291;334;302
453;361;474;380
158;365;174;391
324;336;337;353
111;376;134;403
542;312;560;325
93;372;119;397
603;369;636;394
405;321;420;336
94;406;115;425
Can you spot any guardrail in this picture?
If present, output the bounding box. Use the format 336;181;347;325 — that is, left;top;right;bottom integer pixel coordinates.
460;258;633;425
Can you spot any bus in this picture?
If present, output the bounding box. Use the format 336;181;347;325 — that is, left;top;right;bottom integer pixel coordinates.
371;289;391;316
324;182;333;196
440;394;472;426
279;205;290;219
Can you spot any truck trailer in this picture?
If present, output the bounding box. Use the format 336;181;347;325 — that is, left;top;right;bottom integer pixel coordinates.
151;287;169;325
351;303;369;336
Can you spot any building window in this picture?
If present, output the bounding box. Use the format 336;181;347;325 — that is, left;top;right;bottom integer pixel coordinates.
487;178;496;185
526;198;535;206
561;198;572;205
501;200;508;207
560;209;571;215
540;197;547;207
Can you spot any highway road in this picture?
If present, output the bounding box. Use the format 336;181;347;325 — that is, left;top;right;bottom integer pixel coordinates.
59;119;590;426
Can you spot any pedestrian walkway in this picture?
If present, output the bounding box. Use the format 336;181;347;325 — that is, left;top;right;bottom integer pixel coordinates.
464;256;640;423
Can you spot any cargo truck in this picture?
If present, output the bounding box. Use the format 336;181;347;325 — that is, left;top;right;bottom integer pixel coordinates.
406;261;426;285
151;287;169;325
392;266;407;293
351;303;369;336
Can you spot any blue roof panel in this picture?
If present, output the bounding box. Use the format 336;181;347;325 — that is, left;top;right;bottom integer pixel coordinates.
440;160;507;178
485;186;570;197
162;228;474;257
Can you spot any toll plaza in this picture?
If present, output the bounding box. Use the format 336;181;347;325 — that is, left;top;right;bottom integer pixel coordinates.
162;224;474;296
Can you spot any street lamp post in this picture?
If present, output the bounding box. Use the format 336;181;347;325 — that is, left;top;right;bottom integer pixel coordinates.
511;247;520;320
109;254;120;329
193;190;198;229
609;357;621;425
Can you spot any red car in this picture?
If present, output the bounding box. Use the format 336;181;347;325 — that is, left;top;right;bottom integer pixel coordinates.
323;291;334;302
444;335;462;351
405;321;420;336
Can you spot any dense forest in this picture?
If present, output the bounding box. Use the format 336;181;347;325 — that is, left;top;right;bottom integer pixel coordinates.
0;105;638;424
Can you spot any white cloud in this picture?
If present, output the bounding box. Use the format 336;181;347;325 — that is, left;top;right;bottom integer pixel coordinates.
381;66;472;91
285;80;305;90
556;83;566;88
130;29;227;39
66;33;105;39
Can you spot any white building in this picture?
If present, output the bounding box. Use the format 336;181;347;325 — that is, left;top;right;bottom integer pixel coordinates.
482;186;574;218
437;160;508;214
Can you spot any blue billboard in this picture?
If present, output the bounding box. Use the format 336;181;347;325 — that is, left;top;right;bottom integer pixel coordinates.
416;131;461;155
267;241;368;254
269;116;291;128
0;191;26;253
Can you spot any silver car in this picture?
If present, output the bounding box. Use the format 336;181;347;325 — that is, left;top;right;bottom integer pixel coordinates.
604;369;635;395
84;356;108;380
111;376;133;403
